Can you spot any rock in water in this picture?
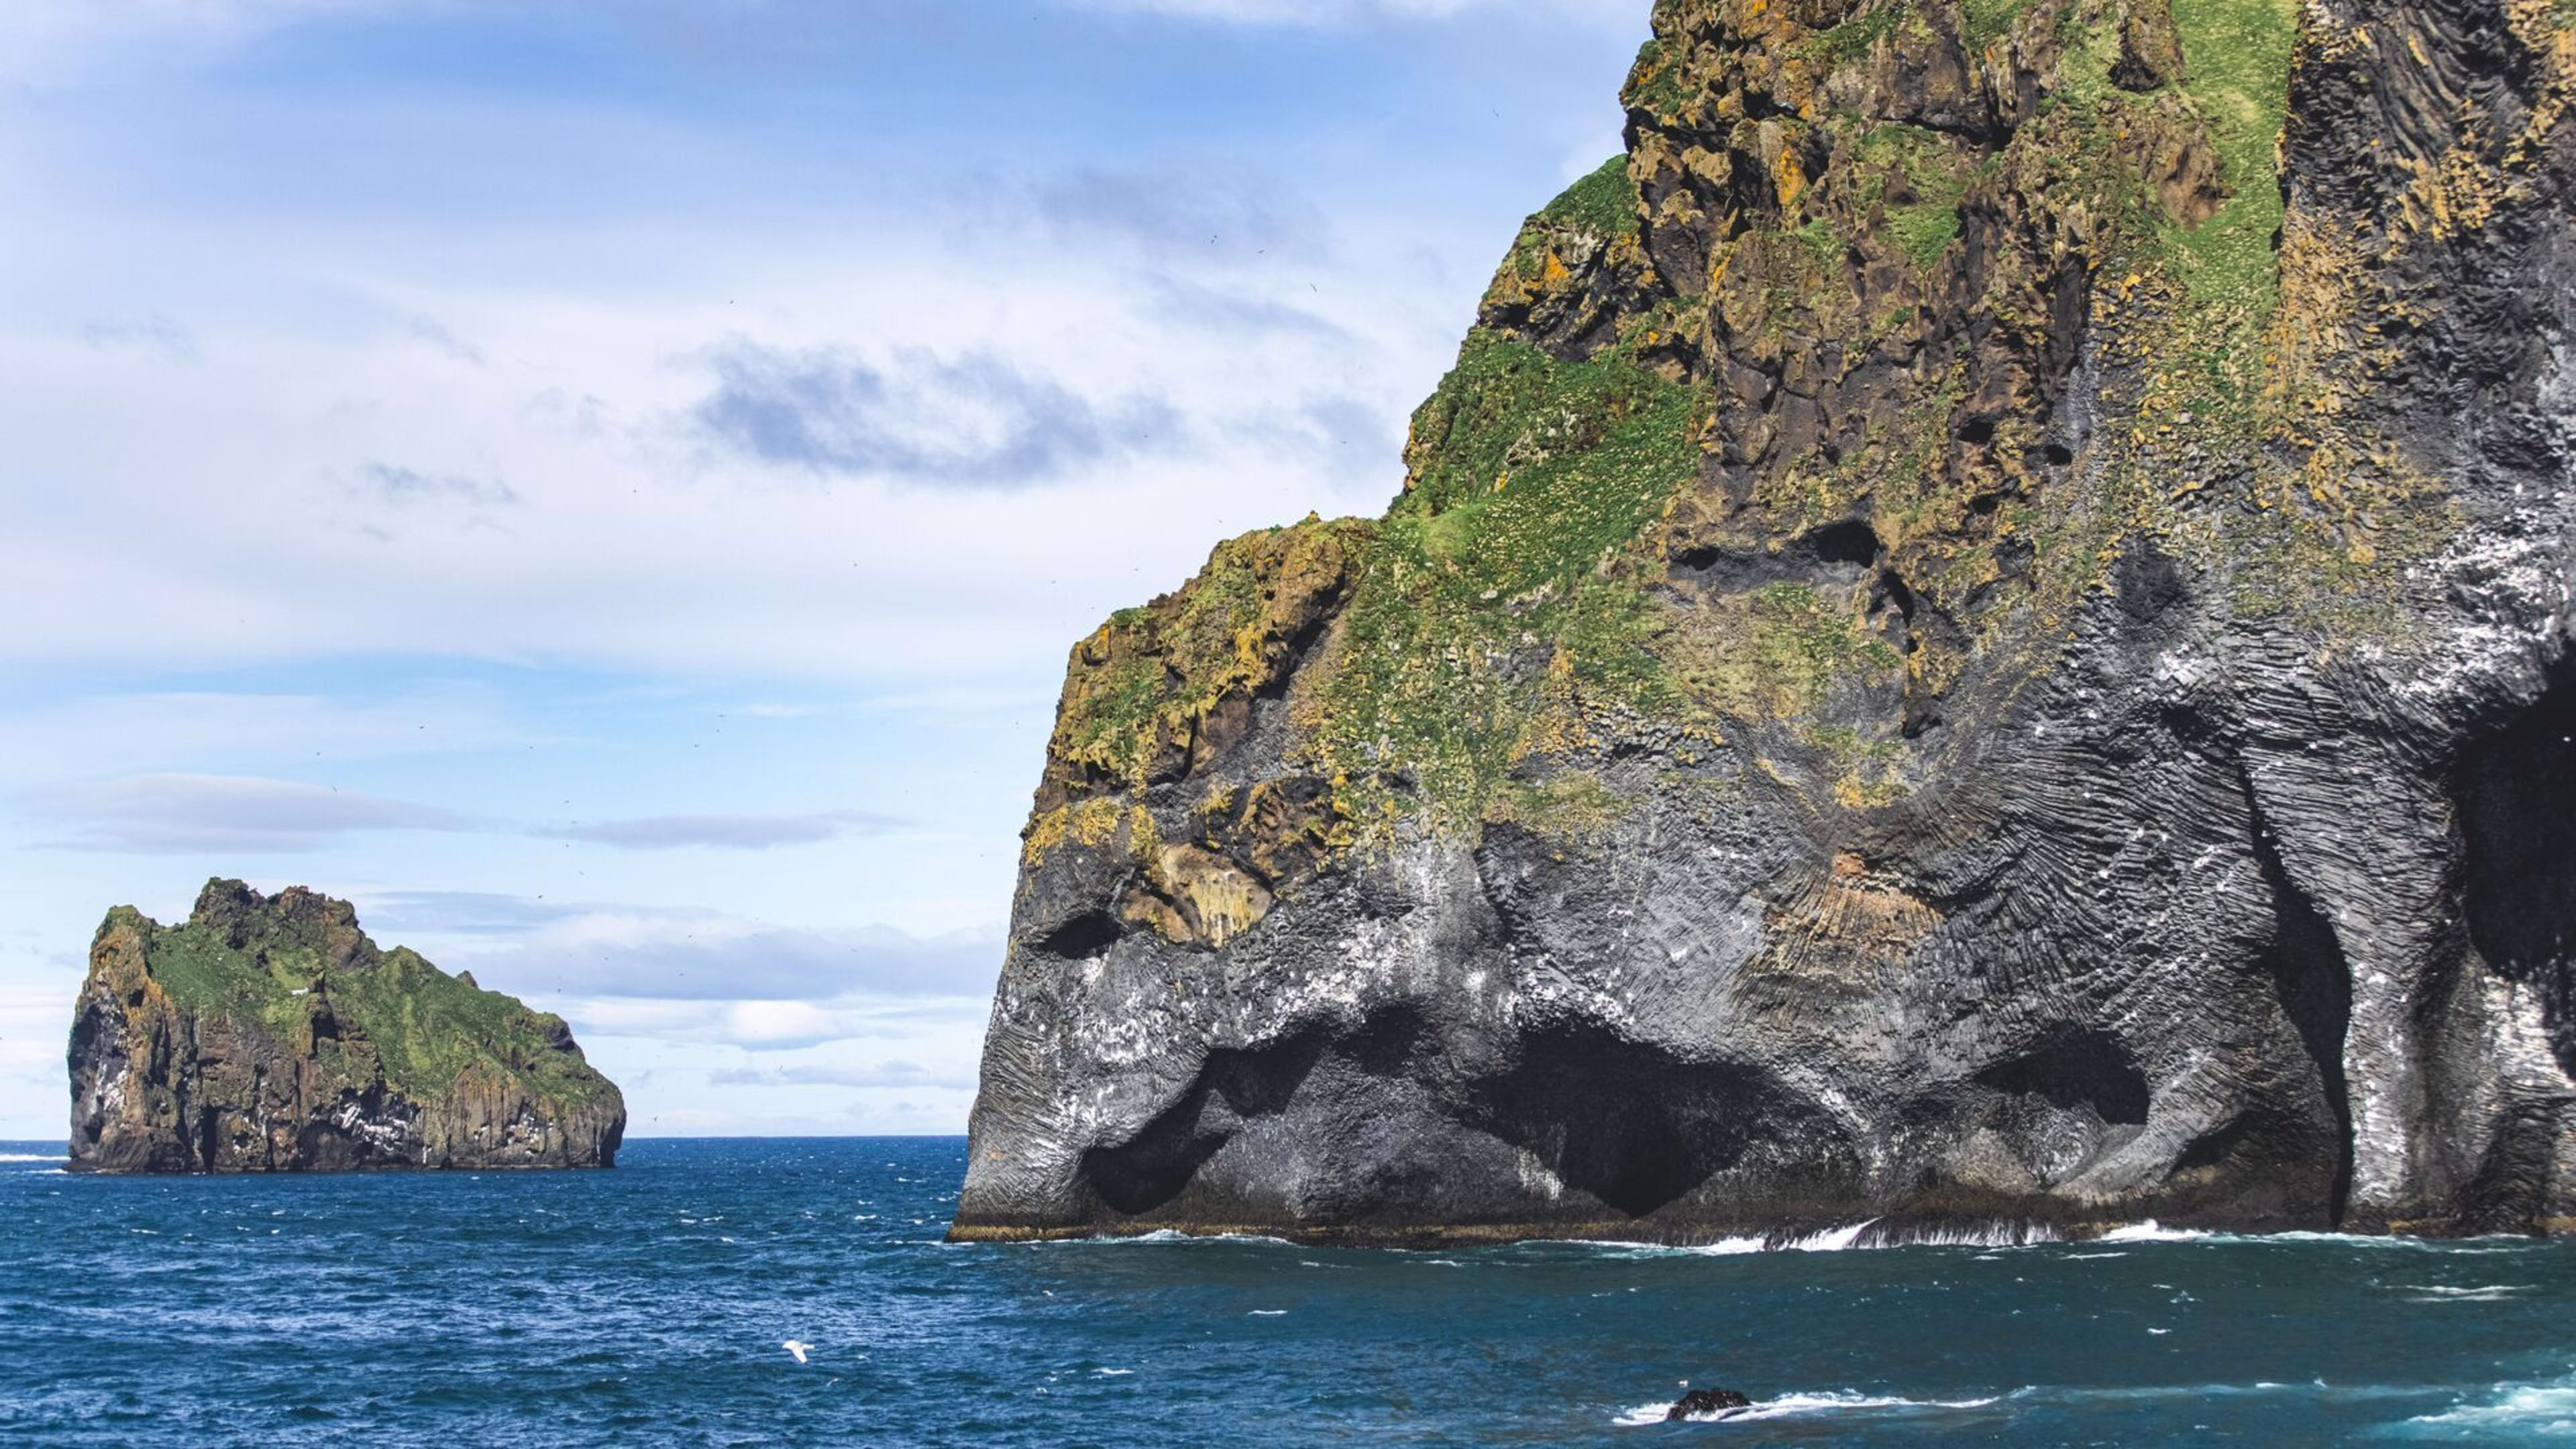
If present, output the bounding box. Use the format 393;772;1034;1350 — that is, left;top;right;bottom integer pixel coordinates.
953;0;2576;1244
68;880;625;1173
1668;1389;1754;1421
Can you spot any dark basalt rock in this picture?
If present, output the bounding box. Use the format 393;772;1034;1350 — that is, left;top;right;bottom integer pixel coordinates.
1668;1388;1755;1421
952;0;2576;1246
68;879;624;1173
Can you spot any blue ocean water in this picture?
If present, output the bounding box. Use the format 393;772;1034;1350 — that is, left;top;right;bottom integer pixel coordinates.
2;1138;2571;1445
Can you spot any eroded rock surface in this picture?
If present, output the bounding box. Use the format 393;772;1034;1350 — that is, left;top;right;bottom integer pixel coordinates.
955;0;2576;1244
69;880;624;1173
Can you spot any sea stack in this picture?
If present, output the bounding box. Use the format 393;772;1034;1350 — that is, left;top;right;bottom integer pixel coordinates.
68;879;624;1173
953;0;2576;1244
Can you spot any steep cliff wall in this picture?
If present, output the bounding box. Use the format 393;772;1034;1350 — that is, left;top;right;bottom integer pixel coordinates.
956;0;2576;1244
69;881;624;1173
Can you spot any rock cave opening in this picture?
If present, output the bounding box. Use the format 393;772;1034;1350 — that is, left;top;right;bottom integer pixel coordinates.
1470;1026;1772;1219
1972;1029;2151;1126
2457;655;2576;1077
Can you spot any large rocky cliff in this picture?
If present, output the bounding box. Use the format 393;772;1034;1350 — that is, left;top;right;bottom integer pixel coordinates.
69;881;624;1172
955;0;2576;1244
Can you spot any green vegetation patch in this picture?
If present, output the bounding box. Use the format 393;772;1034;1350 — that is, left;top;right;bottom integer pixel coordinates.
2163;0;2300;309
1491;156;1641;295
133;902;613;1106
1299;330;1712;833
1051;518;1373;790
1534;156;1639;240
1809;6;1902;64
1852;123;1981;271
1482;769;1636;845
1623;36;1695;119
1961;0;2035;50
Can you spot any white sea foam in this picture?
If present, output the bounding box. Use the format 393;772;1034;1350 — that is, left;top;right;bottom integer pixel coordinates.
1589;1219;2058;1258
0;1153;61;1164
1081;1230;1299;1248
2402;1379;2576;1437
1093;1368;1134;1377
2404;1284;2529;1303
1615;1390;2005;1426
2098;1221;2213;1243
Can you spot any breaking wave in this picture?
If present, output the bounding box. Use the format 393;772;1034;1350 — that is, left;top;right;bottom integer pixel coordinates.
1572;1220;2062;1258
1615;1389;2006;1426
2398;1377;2576;1438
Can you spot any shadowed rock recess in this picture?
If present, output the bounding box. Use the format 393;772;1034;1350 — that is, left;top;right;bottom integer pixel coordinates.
954;0;2576;1244
68;881;624;1173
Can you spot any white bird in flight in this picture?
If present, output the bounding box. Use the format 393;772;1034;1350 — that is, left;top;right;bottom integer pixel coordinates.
783;1340;813;1365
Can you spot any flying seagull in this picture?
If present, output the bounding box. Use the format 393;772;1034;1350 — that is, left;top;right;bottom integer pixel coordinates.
783;1340;813;1365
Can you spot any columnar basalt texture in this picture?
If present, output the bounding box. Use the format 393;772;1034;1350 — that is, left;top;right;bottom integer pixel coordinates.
955;0;2576;1244
69;881;625;1173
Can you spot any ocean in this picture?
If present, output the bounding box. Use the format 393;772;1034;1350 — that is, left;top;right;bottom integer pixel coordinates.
1;1137;2569;1444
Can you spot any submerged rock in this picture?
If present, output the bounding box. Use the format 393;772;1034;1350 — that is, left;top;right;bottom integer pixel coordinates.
953;0;2576;1245
1668;1388;1755;1421
68;879;624;1172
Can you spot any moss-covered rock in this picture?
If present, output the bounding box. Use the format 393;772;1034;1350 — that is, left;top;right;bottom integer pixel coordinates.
68;879;623;1173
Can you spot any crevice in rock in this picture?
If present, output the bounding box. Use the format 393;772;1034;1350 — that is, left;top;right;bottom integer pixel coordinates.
2246;790;2357;1226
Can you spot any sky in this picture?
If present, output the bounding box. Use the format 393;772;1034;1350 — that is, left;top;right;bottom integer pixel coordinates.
0;0;1654;1138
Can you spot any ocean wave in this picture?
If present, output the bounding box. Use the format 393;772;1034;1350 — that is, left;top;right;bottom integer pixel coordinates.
1006;1229;1303;1249
1616;1390;2005;1427
2087;1223;2555;1252
1118;1230;1300;1248
0;1153;62;1164
2400;1379;2576;1437
2097;1221;2214;1243
2402;1285;2529;1303
1569;1220;2060;1258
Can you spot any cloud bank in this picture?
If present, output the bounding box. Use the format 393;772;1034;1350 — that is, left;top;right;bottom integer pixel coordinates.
21;775;902;856
694;343;1182;487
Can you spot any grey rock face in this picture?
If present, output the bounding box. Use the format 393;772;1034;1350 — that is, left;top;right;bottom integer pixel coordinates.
955;0;2576;1244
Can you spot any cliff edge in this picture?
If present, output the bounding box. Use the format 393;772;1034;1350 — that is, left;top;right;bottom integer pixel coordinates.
956;0;2576;1244
69;880;625;1173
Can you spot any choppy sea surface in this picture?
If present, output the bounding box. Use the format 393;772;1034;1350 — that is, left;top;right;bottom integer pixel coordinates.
3;1137;2572;1444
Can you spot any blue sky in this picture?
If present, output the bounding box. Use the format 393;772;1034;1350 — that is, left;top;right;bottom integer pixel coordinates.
0;0;1652;1137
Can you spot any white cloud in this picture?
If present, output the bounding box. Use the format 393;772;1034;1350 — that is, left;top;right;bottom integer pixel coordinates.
0;686;523;783
538;810;902;851
15;775;909;857
431;899;1000;1002
573;995;989;1051
708;1060;975;1089
1053;0;1638;25
692;343;1181;486
0;206;1436;684
22;773;477;853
